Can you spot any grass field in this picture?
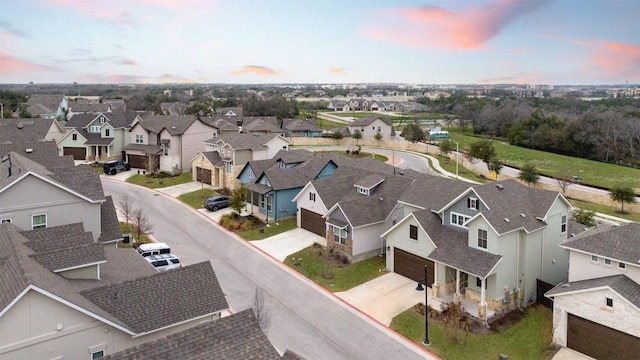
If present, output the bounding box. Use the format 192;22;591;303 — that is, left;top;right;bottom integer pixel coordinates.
237;218;298;240
178;188;218;209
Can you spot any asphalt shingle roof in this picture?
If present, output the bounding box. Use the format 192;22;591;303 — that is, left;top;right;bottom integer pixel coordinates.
207;132;285;151
546;274;640;310
0;118;56;143
138;114;203;135
99;195;123;243
81;261;229;333
242;116;281;133
0;141;74;168
103;309;285;360
562;222;640;264
282;118;321;132
202;151;225;167
30;242;105;272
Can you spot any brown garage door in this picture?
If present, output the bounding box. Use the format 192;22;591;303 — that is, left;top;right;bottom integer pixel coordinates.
196;167;212;185
127;154;146;169
393;248;434;284
301;208;326;237
568;313;640;360
63;147;86;160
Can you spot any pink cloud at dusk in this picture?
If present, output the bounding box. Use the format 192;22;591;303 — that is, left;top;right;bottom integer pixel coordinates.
230;65;279;76
0;52;56;74
328;67;352;77
47;0;133;27
582;41;640;80
363;0;550;50
480;72;545;84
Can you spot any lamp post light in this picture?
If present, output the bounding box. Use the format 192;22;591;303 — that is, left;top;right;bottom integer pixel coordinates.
0;103;3;120
453;140;459;179
415;265;430;346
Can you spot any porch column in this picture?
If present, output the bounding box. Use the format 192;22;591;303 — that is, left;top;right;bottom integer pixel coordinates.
478;277;487;323
455;270;460;297
480;278;486;306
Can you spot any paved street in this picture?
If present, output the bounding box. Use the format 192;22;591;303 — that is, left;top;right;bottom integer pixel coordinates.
102;179;435;360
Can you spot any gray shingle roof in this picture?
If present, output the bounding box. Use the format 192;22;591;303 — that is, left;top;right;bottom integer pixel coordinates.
65;111;136;130
545;274;640;309
0;118;56;143
25;94;63;115
208;132;285;151
103;309;285;360
397;176;469;210
282;118;321;132
200;116;240;131
412;210;502;278
30;242;105;272
0;141;74;168
201;151;225;167
138;114;205;135
123;143;163;154
81;261;229;333
242;116;281;133
99;195;123;243
562;222;640;264
349;116;392;127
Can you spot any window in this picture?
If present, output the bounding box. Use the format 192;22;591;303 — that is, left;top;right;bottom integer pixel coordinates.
450;212;470;228
561;215;567;233
259;195;265;208
477;229;488;249
266;196;272;212
212;132;218;138
91;349;105;359
309;192;316;202
226;162;232;173
604;258;612;267
591;255;598;263
90;125;100;133
330;225;347;245
105;128;110;137
618;262;626;270
356;187;369;195
163;144;169;156
468;197;478;210
150;134;155;142
32;214;46;229
1;218;11;223
605;297;613;307
409;225;418;240
72;133;78;141
135;134;143;144
377;126;381;132
476;277;487;289
248;169;255;179
99;116;106;124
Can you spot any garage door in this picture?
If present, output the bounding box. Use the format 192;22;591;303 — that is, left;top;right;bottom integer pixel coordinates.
63;147;86;160
568;313;640;360
393;248;434;284
301;208;326;237
196;167;212;185
127;155;146;169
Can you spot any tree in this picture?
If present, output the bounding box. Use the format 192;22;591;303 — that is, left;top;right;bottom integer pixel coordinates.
518;163;540;187
609;186;637;213
374;131;383;146
118;191;134;233
439;139;455;158
252;288;271;330
144;155;158;174
468;139;496;169
352;129;362;146
487;157;503;180
131;207;152;241
554;169;574;196
572;208;596;227
331;131;343;144
400;123;425;142
230;185;248;215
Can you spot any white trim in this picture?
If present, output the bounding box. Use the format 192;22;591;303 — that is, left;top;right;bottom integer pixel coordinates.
546;285;640;313
131;312;223;338
53;261;106;273
0;171;104;204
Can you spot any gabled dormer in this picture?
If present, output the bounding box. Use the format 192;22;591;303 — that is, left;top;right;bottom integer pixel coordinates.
354;174;385;196
437;187;487;230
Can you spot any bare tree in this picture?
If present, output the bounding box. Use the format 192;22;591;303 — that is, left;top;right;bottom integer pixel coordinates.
118;191;134;233
132;207;152;241
554;169;573;196
144;155;159;174
252;288;271;331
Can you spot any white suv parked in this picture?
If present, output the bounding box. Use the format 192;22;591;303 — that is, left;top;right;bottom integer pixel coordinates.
144;254;181;272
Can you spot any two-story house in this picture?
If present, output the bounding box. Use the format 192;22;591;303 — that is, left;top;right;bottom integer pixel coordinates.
191;133;290;190
347;117;395;139
545;222;640;360
58;111;139;161
241;116;283;135
124;115;223;173
380;179;571;322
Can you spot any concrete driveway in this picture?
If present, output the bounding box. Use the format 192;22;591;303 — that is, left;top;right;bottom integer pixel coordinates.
336;273;425;326
252;227;326;261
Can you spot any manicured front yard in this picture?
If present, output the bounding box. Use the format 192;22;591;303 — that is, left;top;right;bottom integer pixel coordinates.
178;189;218;209
391;305;556;360
284;245;387;292
236;218;298;240
126;172;193;188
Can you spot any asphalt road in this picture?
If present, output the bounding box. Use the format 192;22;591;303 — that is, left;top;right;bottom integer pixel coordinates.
102;179;433;360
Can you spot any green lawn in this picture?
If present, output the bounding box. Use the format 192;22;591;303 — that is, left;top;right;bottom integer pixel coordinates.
178;189;218;209
284;245;387;292
125;172;193;188
391;306;556;360
569;199;640;222
118;221;151;247
237;218;298;240
316;118;344;130
444;133;640;190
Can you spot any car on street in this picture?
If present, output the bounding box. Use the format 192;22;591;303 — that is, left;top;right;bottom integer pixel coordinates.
144;254;182;272
103;160;131;175
204;195;230;211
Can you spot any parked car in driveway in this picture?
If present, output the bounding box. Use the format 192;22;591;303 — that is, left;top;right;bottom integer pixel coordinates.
145;254;182;272
103;160;131;175
204;195;230;211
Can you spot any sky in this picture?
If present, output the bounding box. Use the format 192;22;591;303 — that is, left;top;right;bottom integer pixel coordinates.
1;0;639;86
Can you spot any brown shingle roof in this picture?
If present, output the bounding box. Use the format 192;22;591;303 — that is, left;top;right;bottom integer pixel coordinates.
0;118;56;143
562;222;640;264
546;274;640;309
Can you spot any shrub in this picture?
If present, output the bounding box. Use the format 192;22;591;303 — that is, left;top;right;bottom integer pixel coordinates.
219;214;236;230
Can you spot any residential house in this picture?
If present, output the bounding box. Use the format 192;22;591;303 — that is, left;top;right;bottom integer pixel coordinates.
242;116;283;135
191;133;289;190
347;116;395;139
160;102;188;116
382;101;398;111
24;94;67;119
216;106;243;121
0;223;229;359
281;118;323;138
381;179;572;322
0;118;65;144
68;102;113;117
124;114;221;173
58;111;139;161
104;309;304;360
545;222;640;360
0;150;122;243
348;98;370;111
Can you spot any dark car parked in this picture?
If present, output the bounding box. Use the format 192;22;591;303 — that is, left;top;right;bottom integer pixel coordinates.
204;195;229;211
103;160;131;175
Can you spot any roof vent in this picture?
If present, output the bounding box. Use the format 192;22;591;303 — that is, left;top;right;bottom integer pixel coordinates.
379;198;384;202
504;218;510;223
171;126;176;129
560;283;570;288
17;124;24;129
570;233;576;237
25;148;33;153
519;213;526;218
496;184;504;190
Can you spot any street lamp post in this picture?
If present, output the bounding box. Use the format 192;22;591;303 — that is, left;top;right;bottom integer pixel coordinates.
415;265;430;346
0;103;4;120
452;140;459;179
